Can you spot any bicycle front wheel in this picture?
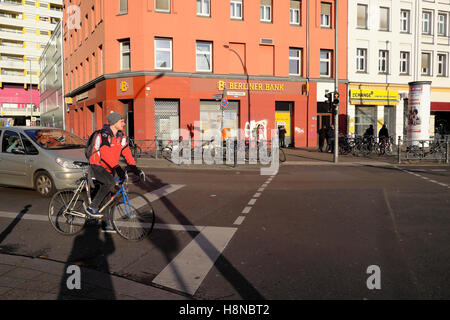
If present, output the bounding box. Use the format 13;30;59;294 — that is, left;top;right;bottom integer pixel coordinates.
279;148;286;162
111;192;155;241
48;190;87;236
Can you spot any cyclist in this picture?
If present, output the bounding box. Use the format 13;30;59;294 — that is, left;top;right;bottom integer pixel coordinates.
86;111;145;232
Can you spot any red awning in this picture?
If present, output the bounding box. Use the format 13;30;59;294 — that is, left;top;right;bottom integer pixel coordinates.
431;102;450;111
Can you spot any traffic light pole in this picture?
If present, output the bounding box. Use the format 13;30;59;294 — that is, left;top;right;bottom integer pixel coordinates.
333;0;339;163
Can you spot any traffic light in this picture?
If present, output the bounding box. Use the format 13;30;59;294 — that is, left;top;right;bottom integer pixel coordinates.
333;91;340;107
325;92;333;113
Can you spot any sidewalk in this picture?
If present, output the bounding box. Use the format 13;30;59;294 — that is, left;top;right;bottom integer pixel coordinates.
130;147;401;170
0;253;188;300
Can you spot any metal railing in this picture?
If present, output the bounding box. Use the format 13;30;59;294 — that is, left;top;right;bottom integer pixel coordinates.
397;136;450;164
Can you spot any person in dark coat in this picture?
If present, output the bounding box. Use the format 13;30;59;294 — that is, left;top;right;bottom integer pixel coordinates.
278;125;287;148
364;125;374;138
318;127;326;152
326;125;335;153
378;124;389;140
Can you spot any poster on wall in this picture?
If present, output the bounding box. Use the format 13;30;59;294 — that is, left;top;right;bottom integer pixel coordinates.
407;81;431;146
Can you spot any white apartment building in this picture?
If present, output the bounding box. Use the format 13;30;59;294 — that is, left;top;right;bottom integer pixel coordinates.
0;0;62;126
347;0;450;140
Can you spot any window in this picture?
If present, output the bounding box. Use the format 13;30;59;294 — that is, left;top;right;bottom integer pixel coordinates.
289;48;301;76
260;0;272;22
290;0;300;25
154;38;172;70
321;2;331;28
320;50;332;77
422;11;432;35
379;7;390;31
400;9;410;33
356;48;367;72
119;0;128;14
437;53;447;77
400;51;410;75
197;0;210;17
357;4;367;29
421;52;431;75
2;131;24;154
196;41;212;72
120;40;130;71
155;0;170;12
378;50;389;74
438;13;448;36
231;0;242;20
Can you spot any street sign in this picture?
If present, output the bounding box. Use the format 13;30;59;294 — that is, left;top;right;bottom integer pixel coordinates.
221;98;229;108
227;91;246;97
213;94;223;101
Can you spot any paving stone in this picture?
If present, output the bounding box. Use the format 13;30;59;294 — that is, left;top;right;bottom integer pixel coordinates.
4;267;42;280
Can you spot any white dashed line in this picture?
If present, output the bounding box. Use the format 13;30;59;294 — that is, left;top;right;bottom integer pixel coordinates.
248;199;257;205
242;206;252;214
258;188;265;192
233;216;246;225
253;192;262;198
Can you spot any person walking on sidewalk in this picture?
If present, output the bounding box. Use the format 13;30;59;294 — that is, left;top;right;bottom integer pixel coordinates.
326;125;335;153
318;127;326;152
87;111;145;232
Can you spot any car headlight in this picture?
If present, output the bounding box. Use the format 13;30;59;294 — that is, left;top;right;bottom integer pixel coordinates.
56;157;80;169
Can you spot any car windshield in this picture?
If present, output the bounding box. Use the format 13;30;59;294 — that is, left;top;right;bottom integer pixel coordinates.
25;129;86;150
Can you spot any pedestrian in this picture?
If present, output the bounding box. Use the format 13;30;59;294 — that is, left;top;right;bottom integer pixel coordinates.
278;125;287;148
86;111;145;232
326;125;335;153
364;125;374;138
318;127;326;152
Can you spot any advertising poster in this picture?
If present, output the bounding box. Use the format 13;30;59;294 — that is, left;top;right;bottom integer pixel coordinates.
407;81;431;146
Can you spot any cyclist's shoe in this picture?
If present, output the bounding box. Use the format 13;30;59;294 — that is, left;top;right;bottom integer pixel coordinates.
100;220;116;233
86;207;103;219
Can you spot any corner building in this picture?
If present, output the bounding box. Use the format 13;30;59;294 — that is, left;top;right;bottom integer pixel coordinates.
64;0;348;148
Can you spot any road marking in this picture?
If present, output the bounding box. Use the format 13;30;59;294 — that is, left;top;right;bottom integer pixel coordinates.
261;184;268;187
233;216;245;225
398;168;449;189
257;188;265;192
253;192;262;198
248;199;257;205
152;226;237;295
242;206;252;214
143;184;186;202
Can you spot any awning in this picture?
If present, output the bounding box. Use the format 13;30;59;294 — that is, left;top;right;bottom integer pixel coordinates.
349;89;399;105
431;102;450;111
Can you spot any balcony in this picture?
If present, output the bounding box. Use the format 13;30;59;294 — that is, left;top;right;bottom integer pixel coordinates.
0;73;39;85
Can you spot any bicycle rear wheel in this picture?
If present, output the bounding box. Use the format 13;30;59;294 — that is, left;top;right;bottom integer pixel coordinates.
279;148;286;162
111;192;155;241
48;190;87;236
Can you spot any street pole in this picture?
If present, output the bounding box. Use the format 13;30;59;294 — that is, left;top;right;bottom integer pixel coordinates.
334;0;339;163
30;59;33;126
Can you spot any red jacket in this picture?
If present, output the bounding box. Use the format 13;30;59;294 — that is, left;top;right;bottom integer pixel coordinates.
89;125;136;173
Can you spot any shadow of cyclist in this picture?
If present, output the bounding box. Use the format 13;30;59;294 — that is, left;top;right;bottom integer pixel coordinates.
57;222;116;300
134;173;265;300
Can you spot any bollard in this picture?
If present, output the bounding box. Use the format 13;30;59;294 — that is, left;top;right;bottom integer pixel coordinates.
446;137;449;164
398;136;401;164
155;137;158;159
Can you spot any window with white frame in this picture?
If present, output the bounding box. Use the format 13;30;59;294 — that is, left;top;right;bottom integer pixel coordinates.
378;50;389;74
320;2;331;28
400;9;410;33
230;0;242;20
119;0;128;14
399;51;410;75
320;49;332;77
154;38;172;70
437;53;447;77
357;4;367;29
438;13;448;36
289;48;301;76
290;0;300;25
197;0;210;17
120;39;130;70
356;48;367;72
422;11;432;35
196;41;212;72
155;0;170;13
379;7;390;31
260;0;272;22
421;52;431;75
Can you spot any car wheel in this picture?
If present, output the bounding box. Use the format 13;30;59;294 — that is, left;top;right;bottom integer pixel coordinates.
35;172;56;197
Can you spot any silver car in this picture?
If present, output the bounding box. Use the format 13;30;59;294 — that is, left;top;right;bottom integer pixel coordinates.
0;126;87;197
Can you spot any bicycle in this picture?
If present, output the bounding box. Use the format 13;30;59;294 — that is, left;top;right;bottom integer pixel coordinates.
244;140;286;163
375;136;394;156
48;162;155;242
129;139;142;159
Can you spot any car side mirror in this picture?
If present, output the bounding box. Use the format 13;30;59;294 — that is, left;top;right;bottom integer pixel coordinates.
11;148;26;155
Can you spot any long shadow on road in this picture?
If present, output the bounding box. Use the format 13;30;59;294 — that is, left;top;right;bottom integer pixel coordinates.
135;174;265;300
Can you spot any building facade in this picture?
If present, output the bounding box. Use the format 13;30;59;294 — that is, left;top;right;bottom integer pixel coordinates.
39;20;64;128
0;0;63;126
348;0;450;141
64;0;348;148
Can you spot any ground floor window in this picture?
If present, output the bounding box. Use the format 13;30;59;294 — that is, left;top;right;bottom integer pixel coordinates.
383;105;395;138
155;99;179;142
200;100;239;144
355;105;376;136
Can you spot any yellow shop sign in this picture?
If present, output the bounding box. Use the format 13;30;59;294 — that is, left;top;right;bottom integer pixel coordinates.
217;80;285;92
350;89;399;105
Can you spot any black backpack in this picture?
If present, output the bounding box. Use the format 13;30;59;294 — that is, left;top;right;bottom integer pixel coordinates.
85;129;110;159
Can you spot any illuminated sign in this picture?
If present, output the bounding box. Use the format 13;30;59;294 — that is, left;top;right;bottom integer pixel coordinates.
217;80;285;92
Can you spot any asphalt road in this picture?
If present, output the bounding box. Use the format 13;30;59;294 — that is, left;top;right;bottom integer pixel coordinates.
0;163;449;300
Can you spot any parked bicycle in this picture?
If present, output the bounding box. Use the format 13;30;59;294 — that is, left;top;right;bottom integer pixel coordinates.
48;162;155;241
375;136;394;156
406;139;447;159
129;139;142;159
